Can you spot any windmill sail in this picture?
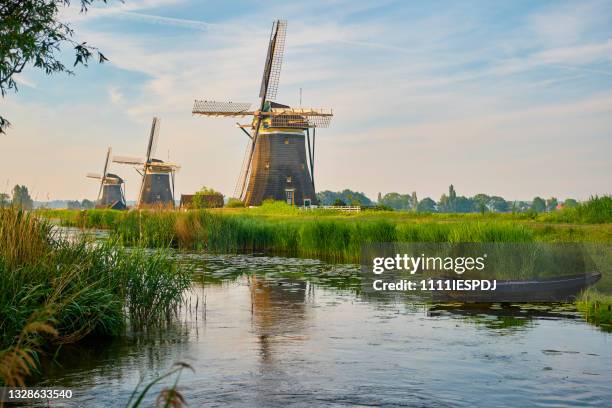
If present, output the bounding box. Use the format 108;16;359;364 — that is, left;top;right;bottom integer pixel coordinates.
233;139;254;198
113;156;145;165
192;101;252;116
146;117;160;163
265;108;333;128
259;19;286;103
98;147;112;201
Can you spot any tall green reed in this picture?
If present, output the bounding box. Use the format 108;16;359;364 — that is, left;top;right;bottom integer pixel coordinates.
0;208;191;386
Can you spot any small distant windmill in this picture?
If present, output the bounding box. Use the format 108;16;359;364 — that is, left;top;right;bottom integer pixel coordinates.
113;117;180;209
86;147;127;210
192;20;333;207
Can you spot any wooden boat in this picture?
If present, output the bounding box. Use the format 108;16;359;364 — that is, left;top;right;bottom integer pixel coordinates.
432;272;602;303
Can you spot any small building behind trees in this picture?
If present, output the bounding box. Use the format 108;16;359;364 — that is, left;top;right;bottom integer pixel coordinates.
180;187;224;210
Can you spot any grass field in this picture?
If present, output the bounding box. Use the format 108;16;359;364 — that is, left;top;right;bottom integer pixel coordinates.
38;199;612;259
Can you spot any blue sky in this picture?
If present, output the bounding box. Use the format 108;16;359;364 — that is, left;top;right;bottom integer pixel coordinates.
1;0;611;201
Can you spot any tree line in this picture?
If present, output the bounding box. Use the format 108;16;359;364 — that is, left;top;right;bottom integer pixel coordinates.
1;183;583;213
0;185;95;210
317;185;579;213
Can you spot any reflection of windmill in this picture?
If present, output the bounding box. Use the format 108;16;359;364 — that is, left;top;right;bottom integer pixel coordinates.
113;117;180;209
86;147;127;210
249;276;309;365
192;20;333;207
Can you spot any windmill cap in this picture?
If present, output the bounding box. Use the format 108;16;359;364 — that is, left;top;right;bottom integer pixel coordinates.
105;173;124;182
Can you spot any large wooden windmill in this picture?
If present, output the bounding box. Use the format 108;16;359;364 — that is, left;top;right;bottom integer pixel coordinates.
192;20;333;207
113;117;180;209
86;147;127;210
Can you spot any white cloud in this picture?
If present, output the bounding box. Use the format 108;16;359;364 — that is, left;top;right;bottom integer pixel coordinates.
108;86;125;105
526;1;609;47
492;39;612;77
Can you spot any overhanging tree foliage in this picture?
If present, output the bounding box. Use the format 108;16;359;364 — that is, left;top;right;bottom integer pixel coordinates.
0;0;111;133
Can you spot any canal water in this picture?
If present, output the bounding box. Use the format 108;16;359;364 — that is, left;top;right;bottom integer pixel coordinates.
36;251;611;407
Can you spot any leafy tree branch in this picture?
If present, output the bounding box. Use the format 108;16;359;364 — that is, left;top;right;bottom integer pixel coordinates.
0;0;113;133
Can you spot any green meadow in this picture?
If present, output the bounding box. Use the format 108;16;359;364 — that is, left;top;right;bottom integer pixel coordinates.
38;198;612;262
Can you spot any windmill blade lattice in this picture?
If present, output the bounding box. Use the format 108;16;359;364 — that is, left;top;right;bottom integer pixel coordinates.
267;108;333;128
259;19;286;102
145;117;161;163
233;139;254;199
113;156;145;165
192;100;252;116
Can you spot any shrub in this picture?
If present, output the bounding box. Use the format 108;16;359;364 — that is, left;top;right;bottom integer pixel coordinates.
192;187;224;209
333;198;347;206
226;198;245;208
545;196;612;224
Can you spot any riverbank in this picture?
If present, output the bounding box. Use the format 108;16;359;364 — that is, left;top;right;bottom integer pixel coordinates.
35;201;612;323
38;202;612;261
0;208;191;387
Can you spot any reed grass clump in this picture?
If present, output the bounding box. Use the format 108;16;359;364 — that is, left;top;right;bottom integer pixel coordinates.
101;210;536;262
576;289;612;328
396;221;534;243
121;250;190;327
36;198;609;263
114;210;177;247
0;208;190;386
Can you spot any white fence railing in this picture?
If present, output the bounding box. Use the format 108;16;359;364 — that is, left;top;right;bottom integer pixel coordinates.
300;205;361;212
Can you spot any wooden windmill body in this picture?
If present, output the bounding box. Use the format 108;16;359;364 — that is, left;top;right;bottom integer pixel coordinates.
113;118;180;209
86;147;127;210
192;20;332;206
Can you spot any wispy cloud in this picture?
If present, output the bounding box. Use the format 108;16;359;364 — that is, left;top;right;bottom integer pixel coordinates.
492;39;612;77
2;0;611;200
108;86;125;105
113;11;213;30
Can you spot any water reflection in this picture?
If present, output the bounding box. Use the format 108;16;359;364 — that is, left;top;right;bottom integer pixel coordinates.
30;251;612;408
428;303;581;333
250;276;310;363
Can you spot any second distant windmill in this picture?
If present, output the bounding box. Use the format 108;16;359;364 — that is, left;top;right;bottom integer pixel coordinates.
114;117;180;209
